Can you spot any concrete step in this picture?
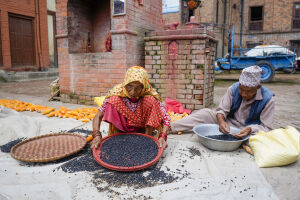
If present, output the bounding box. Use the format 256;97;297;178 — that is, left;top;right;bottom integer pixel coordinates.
0;68;58;82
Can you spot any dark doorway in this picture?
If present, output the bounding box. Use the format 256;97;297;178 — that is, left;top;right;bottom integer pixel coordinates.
9;14;35;67
67;0;111;53
181;0;194;24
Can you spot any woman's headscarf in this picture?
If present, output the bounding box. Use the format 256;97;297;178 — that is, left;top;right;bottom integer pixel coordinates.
106;66;161;101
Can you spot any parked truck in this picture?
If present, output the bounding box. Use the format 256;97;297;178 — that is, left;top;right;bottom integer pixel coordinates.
215;25;296;82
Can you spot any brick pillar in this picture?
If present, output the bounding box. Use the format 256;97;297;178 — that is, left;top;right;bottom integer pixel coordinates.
145;28;216;110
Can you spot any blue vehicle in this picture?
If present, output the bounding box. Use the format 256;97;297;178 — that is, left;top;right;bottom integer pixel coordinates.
216;25;296;82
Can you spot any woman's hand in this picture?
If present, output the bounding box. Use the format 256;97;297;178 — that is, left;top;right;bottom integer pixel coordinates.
159;137;168;149
232;127;251;138
90;135;102;149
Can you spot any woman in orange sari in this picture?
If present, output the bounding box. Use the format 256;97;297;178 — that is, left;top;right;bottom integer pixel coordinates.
90;66;170;149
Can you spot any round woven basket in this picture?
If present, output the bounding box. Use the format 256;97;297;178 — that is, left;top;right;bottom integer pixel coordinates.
10;133;87;163
93;132;163;171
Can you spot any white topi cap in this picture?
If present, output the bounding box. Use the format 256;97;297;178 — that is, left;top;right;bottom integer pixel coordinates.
239;65;262;87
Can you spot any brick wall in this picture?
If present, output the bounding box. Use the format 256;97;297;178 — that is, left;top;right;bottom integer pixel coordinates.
195;0;218;24
0;0;49;71
230;0;300;48
57;0;162;104
163;12;180;25
125;0;162;67
238;0;294;33
59;52;127;105
145;28;216;110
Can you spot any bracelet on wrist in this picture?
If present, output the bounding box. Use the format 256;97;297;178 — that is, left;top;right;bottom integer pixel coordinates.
158;131;167;142
91;130;100;137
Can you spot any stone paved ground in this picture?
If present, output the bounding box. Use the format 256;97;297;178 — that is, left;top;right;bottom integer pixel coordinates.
0;79;54;97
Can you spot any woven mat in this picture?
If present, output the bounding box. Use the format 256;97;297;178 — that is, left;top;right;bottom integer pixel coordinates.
10;133;87;162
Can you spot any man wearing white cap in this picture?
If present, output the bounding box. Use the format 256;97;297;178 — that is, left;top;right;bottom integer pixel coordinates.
170;65;275;138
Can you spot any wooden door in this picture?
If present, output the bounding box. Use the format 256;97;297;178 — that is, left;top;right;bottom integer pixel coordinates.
9;14;35;67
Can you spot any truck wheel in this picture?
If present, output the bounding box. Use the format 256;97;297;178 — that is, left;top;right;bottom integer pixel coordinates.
256;60;275;83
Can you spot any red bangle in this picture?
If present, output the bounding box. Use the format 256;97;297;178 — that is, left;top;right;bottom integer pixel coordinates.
158;131;167;141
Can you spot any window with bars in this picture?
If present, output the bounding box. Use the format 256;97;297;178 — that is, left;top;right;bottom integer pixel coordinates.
249;6;263;31
293;3;300;29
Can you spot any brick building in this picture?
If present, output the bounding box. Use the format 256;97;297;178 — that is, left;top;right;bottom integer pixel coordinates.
230;0;300;56
163;0;300;57
56;0;162;104
0;0;50;71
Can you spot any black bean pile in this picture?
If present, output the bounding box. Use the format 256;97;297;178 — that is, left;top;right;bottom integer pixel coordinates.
100;134;158;167
188;147;201;158
5;130;178;191
57;148;100;173
93;167;177;189
0;138;25;153
206;134;243;141
67;128;91;136
57;149;178;189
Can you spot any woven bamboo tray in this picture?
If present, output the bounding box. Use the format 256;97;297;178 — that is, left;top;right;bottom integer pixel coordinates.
10;133;87;163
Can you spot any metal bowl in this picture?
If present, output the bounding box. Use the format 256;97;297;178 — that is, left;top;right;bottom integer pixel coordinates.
193;124;249;152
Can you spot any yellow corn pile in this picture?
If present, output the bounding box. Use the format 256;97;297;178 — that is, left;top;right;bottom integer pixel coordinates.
168;111;188;135
168;111;188;122
0;99;55;113
47;107;97;122
0;99;97;122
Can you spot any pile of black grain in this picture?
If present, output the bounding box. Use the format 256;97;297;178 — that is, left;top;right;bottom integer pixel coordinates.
2;130;178;190
67;128;91;136
0;138;25;153
206;134;243;141
57;148;178;189
188;146;201;159
56;133;177;189
92;165;178;189
57;148;100;172
100;134;158;167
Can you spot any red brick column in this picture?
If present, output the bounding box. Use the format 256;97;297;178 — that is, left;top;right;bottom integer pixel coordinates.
145;28;216;110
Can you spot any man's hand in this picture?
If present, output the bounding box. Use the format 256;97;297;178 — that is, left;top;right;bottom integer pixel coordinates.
233;127;251;138
219;121;230;134
217;113;230;134
158;137;168;149
90;135;102;149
